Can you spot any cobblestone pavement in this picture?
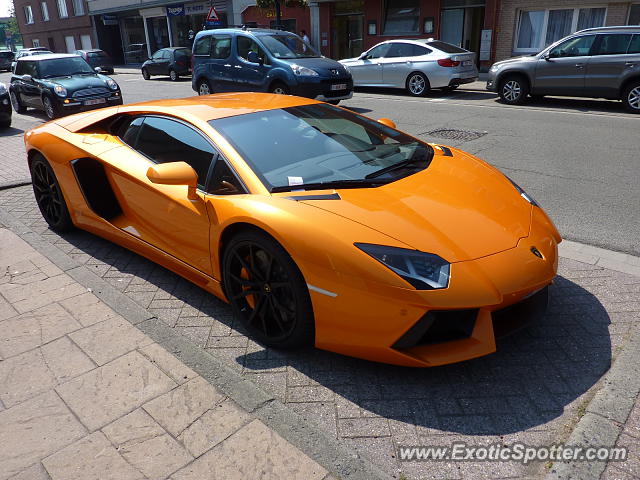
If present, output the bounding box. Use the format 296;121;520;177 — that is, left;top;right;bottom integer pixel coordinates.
0;227;332;480
0;114;40;188
1;184;639;479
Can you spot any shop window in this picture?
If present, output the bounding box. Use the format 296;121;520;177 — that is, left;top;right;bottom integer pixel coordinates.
382;0;420;35
515;8;606;53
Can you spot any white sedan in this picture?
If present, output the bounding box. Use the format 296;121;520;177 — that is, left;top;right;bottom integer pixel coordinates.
340;39;478;96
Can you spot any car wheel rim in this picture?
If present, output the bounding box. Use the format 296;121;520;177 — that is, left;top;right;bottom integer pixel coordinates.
272;86;286;95
409;75;425;95
43;98;54;118
10;91;20;111
170;71;177;81
503;80;521;102
199;83;210;95
226;242;297;342
32;162;63;225
628;87;640;110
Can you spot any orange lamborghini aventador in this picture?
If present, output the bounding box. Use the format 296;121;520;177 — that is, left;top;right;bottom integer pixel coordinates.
24;93;561;367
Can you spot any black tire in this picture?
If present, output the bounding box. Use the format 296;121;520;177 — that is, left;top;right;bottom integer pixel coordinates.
169;69;179;82
327;100;340;105
142;68;150;80
30;154;74;233
405;72;430;96
42;95;61;120
222;230;314;349
269;82;289;95
10;90;26;113
621;81;640;114
197;79;212;95
0;117;10;128
498;75;529;105
442;85;459;93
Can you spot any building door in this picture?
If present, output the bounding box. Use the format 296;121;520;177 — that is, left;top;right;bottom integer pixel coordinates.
440;2;485;63
331;1;364;60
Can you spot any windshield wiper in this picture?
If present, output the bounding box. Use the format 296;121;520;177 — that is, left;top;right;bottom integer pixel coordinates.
365;157;427;179
271;178;387;193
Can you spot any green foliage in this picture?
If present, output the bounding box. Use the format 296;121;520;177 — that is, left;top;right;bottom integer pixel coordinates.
255;0;307;8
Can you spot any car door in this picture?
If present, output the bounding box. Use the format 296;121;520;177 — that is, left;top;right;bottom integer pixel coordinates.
381;42;422;87
147;50;165;75
533;34;596;96
347;43;390;86
585;33;634;98
209;35;234;91
17;60;42;107
109;115;216;275
234;35;271;92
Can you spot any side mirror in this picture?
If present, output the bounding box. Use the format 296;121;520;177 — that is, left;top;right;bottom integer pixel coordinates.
359;52;367;60
247;51;262;64
377;118;396;129
94;66;102;73
21;74;32;82
146;162;198;200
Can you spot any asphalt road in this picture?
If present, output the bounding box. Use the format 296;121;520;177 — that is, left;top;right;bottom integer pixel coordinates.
1;70;639;255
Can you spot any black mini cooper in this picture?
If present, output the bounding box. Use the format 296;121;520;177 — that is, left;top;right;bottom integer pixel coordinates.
9;54;123;120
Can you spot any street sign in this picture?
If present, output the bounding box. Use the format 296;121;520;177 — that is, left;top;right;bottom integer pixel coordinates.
206;6;219;22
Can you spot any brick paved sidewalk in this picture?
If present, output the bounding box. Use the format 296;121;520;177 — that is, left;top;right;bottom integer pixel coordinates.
0;227;333;480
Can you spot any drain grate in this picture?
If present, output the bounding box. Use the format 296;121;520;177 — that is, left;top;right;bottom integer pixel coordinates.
426;129;487;141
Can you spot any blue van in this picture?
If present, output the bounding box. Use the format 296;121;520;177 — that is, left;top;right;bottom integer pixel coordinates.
191;28;353;104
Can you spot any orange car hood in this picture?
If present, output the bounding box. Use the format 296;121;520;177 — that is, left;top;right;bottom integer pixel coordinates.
295;151;532;263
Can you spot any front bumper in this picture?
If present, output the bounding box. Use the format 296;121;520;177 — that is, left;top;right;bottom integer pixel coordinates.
290;77;354;101
310;207;560;367
60;92;123;113
486;71;498;91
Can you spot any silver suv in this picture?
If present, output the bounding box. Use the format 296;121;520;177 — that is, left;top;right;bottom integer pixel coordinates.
487;26;640;113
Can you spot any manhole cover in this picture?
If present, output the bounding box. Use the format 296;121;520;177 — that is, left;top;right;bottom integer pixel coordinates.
426;129;487;141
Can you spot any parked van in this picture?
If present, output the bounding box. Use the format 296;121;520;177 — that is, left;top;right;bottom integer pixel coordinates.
191;28;353;104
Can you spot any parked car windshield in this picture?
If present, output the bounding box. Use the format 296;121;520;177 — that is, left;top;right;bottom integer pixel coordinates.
210;104;433;191
39;57;95;78
259;34;319;59
87;51;108;58
427;41;468;54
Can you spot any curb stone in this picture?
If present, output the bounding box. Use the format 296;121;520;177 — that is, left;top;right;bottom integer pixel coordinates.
0;207;388;480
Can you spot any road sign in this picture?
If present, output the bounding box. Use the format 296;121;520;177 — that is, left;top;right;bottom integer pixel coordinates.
206;6;219;22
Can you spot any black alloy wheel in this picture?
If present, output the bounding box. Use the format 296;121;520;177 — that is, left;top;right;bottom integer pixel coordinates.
30;155;74;232
10;90;26;113
222;231;314;348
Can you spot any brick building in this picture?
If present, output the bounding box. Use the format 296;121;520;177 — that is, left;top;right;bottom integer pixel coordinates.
13;0;95;52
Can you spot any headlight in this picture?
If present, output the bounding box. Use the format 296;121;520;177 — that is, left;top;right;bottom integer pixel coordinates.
291;64;318;76
106;79;119;90
0;83;7;95
53;84;67;97
507;177;539;207
355;243;450;290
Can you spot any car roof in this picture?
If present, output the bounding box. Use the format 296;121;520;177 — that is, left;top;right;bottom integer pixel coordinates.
576;25;640;34
197;27;295;37
77;49;104;52
17;53;80;62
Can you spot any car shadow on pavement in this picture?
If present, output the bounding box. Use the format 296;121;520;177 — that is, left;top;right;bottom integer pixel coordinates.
514;96;628;115
236;277;611;436
0;126;24;137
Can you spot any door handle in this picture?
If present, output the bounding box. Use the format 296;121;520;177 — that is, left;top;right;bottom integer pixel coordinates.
234;65;242;69
223;64;231;67
625;62;635;67
575;63;584;68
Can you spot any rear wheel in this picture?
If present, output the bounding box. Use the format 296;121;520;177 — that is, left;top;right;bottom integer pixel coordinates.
30;154;74;233
169;69;179;82
622;81;640;113
406;72;429;96
198;79;212;95
269;82;289;95
42;95;61;119
10;90;26;113
222;230;314;348
142;68;150;80
498;75;529;105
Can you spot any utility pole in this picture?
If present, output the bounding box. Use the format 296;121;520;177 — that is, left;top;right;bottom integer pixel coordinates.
274;0;282;29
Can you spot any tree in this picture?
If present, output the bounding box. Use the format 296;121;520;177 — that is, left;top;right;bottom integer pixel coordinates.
255;0;307;29
2;5;22;50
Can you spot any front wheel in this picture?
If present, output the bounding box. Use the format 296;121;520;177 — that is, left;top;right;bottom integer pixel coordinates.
198;79;212;95
169;69;179;82
406;72;430;96
222;230;314;348
42;95;61;119
269;82;289;95
142;68;150;80
498;75;529;105
30;154;74;233
622;81;640;113
10;90;26;113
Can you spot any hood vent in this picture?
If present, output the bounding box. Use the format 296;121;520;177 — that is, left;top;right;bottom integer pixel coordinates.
285;193;341;201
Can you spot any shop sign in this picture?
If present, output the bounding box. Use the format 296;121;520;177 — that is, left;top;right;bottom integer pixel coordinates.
185;2;209;15
102;14;118;26
167;5;185;16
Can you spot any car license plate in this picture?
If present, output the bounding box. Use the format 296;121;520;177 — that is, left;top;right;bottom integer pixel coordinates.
331;83;347;91
462;60;473;66
84;98;106;106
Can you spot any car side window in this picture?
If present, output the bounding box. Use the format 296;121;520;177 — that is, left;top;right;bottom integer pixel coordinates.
151;50;164;60
211;36;231;59
14;61;25;75
364;44;390;59
386;43;415;58
629;35;640;54
548;35;596;58
208;158;245;195
135;117;215;189
193;36;212;56
594;34;633;56
237;36;269;65
412;45;432;56
119;117;144;147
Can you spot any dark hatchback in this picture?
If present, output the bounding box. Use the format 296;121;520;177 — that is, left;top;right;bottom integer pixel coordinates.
141;47;191;81
75;49;115;74
0;51;15;71
0;82;11;128
191;28;353;104
9;54;123;120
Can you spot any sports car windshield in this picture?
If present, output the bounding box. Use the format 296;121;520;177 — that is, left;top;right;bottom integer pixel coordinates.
259;34;319;59
209;104;433;192
39;57;94;78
